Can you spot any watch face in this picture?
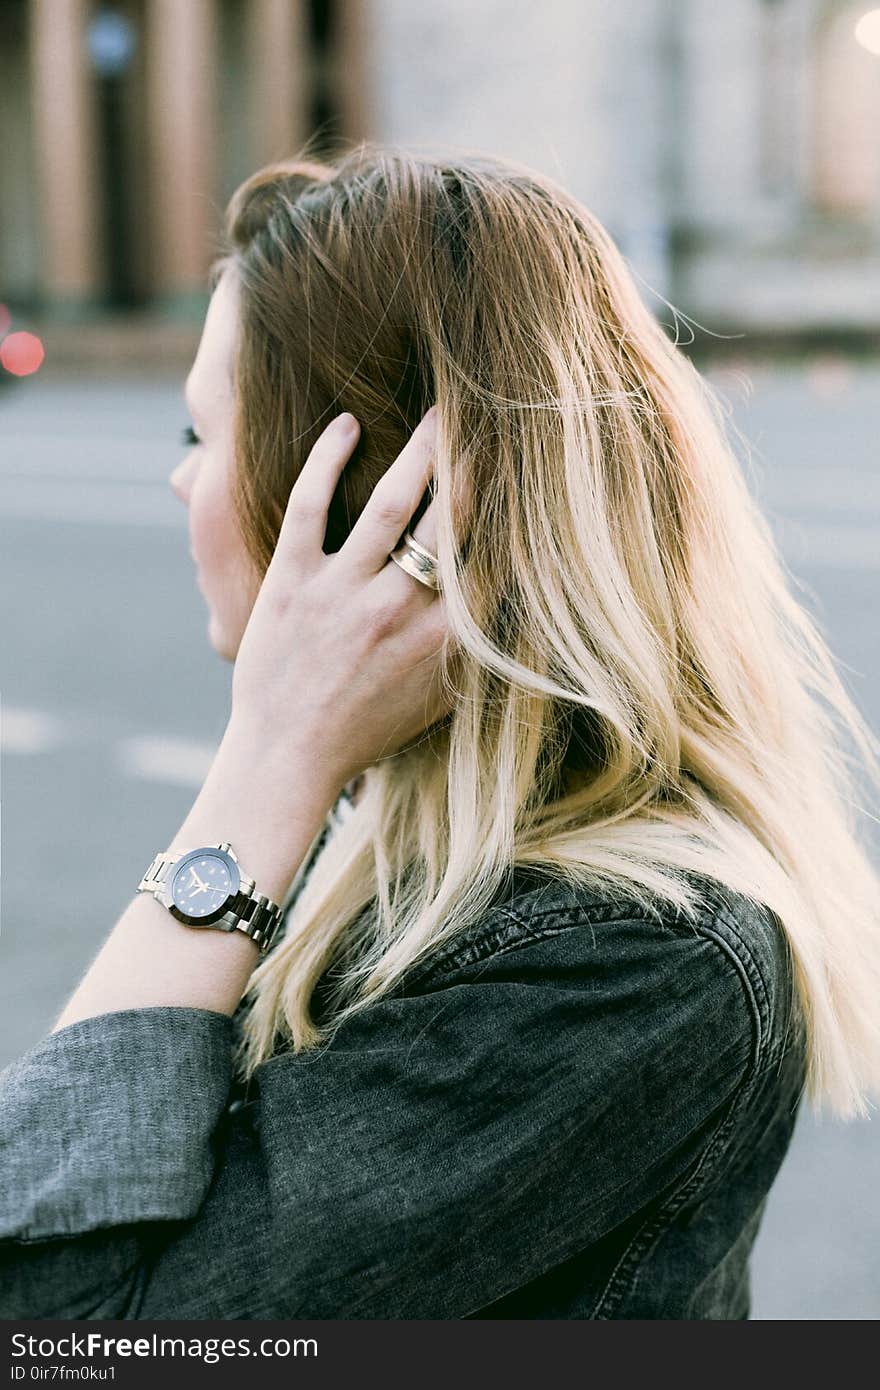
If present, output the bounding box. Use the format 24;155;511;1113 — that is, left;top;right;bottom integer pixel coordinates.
170;849;239;923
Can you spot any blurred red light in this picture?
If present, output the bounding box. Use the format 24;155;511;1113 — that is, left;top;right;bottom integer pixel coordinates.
0;331;45;376
0;303;10;338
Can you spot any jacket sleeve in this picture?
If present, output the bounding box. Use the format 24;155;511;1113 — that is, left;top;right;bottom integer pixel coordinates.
0;915;757;1319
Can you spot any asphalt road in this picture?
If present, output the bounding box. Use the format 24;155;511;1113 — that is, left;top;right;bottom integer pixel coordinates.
1;359;878;1319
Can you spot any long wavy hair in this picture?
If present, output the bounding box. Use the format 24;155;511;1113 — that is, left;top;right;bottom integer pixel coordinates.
213;142;880;1119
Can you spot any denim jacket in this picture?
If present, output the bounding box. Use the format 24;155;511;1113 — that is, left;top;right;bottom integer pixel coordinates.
0;838;807;1320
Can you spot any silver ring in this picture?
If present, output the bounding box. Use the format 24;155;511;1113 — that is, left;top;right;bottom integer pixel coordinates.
389;530;442;591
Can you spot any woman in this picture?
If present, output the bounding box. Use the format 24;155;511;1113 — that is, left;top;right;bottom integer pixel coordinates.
2;144;879;1320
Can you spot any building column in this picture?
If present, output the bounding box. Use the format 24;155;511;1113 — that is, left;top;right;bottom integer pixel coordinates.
334;0;375;144
29;0;102;314
146;0;218;313
247;0;310;164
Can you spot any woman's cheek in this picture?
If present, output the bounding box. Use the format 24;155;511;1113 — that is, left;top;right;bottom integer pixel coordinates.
190;465;260;655
190;463;235;579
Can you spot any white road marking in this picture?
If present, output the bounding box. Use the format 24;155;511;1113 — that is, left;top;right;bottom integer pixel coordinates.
116;735;217;787
0;705;67;754
0;707;219;788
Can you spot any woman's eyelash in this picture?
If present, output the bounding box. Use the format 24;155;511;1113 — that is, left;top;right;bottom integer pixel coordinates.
181;424;201;447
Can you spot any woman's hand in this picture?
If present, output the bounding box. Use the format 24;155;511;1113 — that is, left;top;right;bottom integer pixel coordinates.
50;409;454;1031
229;406;451;793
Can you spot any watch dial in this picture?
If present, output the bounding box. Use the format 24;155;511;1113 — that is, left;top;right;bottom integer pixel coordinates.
171;854;233;917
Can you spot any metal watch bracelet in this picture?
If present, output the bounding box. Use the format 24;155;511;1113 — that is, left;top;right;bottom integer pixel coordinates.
138;846;285;955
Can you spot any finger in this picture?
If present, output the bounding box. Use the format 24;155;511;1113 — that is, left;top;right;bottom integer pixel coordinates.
342;406;438;577
407;477;438;555
411;503;437;554
384;493;440;595
373;494;443;609
276;413;361;571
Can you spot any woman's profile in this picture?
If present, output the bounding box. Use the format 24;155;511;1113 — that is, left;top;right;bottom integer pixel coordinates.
2;142;879;1321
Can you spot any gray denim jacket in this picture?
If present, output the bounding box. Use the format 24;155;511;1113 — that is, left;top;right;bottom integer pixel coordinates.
0;852;806;1320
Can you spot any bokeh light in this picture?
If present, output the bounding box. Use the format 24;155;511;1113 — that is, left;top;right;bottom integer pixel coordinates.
854;9;880;54
0;303;10;338
0;331;45;376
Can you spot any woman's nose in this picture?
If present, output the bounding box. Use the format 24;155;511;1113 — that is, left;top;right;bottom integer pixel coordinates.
169;454;197;504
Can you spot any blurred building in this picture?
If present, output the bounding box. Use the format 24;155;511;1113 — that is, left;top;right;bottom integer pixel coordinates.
1;0;879;342
0;0;370;322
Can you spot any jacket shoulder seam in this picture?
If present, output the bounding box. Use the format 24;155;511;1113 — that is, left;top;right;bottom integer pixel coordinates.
404;902;656;987
695;903;770;1071
504;903;764;1073
409;895;767;1073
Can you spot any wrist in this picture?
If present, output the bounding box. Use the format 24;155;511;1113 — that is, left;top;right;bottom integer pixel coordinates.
51;724;348;1031
221;714;345;805
169;720;344;908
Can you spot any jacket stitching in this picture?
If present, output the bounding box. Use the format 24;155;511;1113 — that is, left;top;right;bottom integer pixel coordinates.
704;903;773;1069
590;1087;747;1319
586;918;766;1318
410;897;776;1077
406;902;669;988
361;893;771;1319
402;901;765;1320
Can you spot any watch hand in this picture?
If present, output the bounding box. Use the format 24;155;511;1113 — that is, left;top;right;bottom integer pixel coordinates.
185;867;212;893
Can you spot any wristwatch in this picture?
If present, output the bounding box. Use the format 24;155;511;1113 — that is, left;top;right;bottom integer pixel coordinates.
137;843;285;955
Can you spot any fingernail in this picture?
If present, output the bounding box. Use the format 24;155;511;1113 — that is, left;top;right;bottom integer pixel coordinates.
335;412;358;434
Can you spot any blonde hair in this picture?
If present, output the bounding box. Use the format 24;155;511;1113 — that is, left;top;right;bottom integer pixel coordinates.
215;142;880;1120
